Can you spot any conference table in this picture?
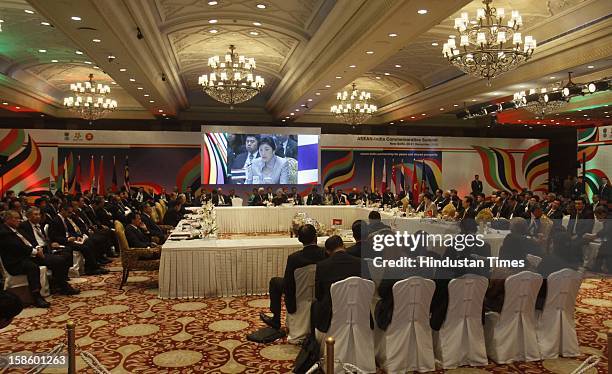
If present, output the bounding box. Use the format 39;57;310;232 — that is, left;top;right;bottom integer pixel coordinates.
158;206;508;298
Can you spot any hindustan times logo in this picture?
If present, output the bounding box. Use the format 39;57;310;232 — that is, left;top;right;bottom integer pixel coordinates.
372;231;485;252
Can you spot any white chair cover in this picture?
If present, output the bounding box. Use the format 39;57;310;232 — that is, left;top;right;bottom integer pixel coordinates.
433;274;489;369
316;276;375;373
376;276;436;373
484;271;543;364
231;197;243;207
526;254;543;270
286;264;316;344
0;257;50;297
536;268;581;359
69;251;85;277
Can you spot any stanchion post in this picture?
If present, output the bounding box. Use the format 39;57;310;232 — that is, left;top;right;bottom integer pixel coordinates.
325;336;335;373
67;320;76;374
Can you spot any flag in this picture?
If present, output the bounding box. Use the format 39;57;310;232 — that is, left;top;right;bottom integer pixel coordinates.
97;156;105;193
124;156;130;193
399;160;405;192
421;159;427;192
50;157;56;193
370;158;375;192
88;155;95;192
73;155;82;193
390;159;397;195
381;159;387;192
62;156;69;193
111;156;118;192
412;160;419;205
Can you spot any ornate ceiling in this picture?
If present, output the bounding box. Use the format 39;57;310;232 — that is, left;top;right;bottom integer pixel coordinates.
0;0;610;126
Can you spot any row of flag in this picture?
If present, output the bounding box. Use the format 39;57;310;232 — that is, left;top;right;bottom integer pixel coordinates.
370;158;427;205
51;154;130;194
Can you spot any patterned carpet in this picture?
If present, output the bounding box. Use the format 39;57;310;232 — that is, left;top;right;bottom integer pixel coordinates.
0;265;609;373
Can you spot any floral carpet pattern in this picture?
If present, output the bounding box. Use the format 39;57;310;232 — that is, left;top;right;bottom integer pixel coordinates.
0;266;609;373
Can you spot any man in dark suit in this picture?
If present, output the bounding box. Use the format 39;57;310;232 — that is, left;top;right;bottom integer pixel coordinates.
125;213;158;249
437;191;451;212
231;134;260;170
491;197;510;219
273;134;297;159
474;193;488;212
459;195;476;221
94;197;114;228
335;189;348;205
133;187;151;204
506;196;523;219
163;201;183;227
348;187;360;205
306;187;323;205
568;198;594;239
211;189;227;206
599;177;612;206
572;176;586;200
47;204;107;275
260;224;325;330
311;235;364;333
289;187;302;205
471;175;483;195
382;188;395;206
142;203;165;243
346;220;371;258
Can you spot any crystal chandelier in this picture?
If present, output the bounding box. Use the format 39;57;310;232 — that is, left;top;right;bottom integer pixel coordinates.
198;45;265;106
442;0;536;83
330;83;377;125
63;74;117;121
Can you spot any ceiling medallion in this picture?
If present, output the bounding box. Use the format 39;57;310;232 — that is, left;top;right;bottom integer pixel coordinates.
198;45;265;107
63;73;117;121
442;0;536;83
331;83;377;125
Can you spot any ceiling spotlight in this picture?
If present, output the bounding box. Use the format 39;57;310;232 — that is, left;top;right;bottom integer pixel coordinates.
439;108;444;111
388;33;398;37
256;4;266;9
315;92;321;96
384;73;390;76
335;76;342;79
75;50;83;55
587;80;610;93
149;100;155;103
144;94;150;97
92;38;101;43
24;9;34;14
471;99;477;102
375;76;381;79
41;21;51;26
51;59;58;63
249;31;259;35
282;119;286;122
15;106;20;109
137;87;143;90
290;112;295;115
129;78;136;82
417;9;428;14
325;84;331;88
587;65;594;69
431;42;438;46
2;102;7;105
395;64;401;68
453;104;459;107
70;16;81;21
366;50;374;55
307;98;313;101
349;64;356;68
119;68;127;72
38;49;46;53
295;109;300;112
209;19;217;23
253;22;262;26
158;109;163;113
549;76;555;79
421;113;426;116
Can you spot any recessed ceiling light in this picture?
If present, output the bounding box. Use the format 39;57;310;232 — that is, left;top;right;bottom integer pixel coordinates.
75;50;83;55
285;116;290;119
295;109;300;112
417;9;428;14
51;59;58;63
366;50;374;55
41;21;51;26
439;108;444;111
129;78;136;82
349;64;356;68
307;98;313;102
577;109;582;111
606;115;610;118
394;64;401;68
549;76;555;79
583;114;587;117
209;19;217;24
253;22;262;26
290;112;295;115
208;1;218;5
471;99;477;102
431;42;438;46
84;61;92;64
108;55;115;59
249;31;259;35
149;100;155;103
15;106;20;109
301;104;306;107
120;68;127;72
335;76;342;79
587;65;594;69
565;117;570;119
144;94;150;97
38;49;46;53
388;33;398;37
400;119;404;122
411;116;415;119
209;29;218;33
92;38;101;43
421;113;426;116
282;119;286;122
111;81;116;84
2;102;7;105
587;118;591;120
384;72;390;76
24;9;34;14
158;109;163;113
375;76;381;79
137;87;143;90
453;104;459;107
315;92;321;96
571;120;575;122
390;122;394;125
70;16;81;21
325;84;331;88
256;4;266;9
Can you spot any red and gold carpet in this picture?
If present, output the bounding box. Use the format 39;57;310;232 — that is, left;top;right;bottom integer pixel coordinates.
0;267;609;373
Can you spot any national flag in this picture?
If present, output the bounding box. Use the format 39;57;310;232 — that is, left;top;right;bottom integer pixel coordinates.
381;159;387;192
399;159;405;192
390;159;397;195
111;156;118;192
370;158;375;192
88;155;95;192
124;156;130;193
50;157;56;193
421;159;427;192
62;156;69;193
97;156;105;193
73;155;82;193
412;160;419;205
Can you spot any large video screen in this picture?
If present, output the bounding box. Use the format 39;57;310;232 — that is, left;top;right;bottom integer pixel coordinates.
201;131;319;185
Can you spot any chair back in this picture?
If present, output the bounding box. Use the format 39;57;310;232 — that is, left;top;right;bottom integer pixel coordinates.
154;202;164;223
114;220;129;252
499;271;542;325
150;206;159;223
445;274;488;324
231;197;243;206
543;268;581;313
327;276;376;373
364;258;384;286
390;277;436;326
286;264;316;344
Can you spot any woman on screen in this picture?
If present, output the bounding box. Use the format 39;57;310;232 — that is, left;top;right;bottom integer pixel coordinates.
246;136;290;184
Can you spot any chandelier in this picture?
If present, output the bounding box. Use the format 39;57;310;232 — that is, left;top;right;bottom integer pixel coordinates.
513;73;576;118
198;45;265;106
63;74;117;121
442;0;536;83
330;83;377;125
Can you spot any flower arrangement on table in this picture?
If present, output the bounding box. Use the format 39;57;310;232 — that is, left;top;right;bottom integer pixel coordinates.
290;212;326;237
475;208;493;223
441;203;456;220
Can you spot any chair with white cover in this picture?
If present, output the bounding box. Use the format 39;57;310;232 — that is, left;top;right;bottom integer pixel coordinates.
231;197;243;207
286;264;316;344
69;251;85;277
375;276;436;373
0;257;50;298
484;271;543;364
536;268;582;359
433;274;489;369
316;276;376;373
